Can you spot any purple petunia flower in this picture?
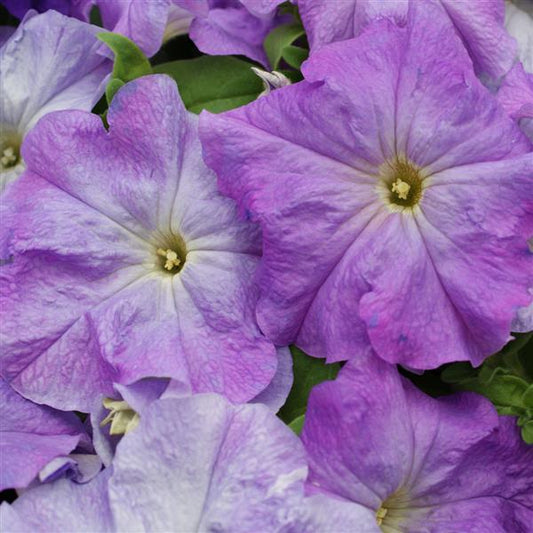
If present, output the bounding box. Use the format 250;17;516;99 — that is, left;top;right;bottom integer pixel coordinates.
200;3;533;370
1;1;172;57
0;75;278;412
296;0;518;88
0;10;110;192
91;346;293;466
175;0;287;66
301;353;533;532
0;378;89;490
1;394;378;532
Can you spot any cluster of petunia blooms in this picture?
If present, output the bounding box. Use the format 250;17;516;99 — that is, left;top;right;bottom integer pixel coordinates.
0;1;532;532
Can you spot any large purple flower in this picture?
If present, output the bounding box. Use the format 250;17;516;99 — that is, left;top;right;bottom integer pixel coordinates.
296;0;518;87
200;4;533;370
0;378;88;490
301;354;533;532
0;10;110;192
0;75;278;412
1;394;377;532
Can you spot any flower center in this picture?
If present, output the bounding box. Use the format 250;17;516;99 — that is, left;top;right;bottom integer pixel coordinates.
0;129;22;172
376;506;388;526
154;233;187;274
380;157;424;208
376;489;410;532
100;398;139;435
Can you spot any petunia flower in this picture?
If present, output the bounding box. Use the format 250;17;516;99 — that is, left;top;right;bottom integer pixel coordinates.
174;0;288;66
296;0;518;88
200;4;533;370
1;394;378;532
1;1;173;57
0;378;90;491
0;75;278;412
91;346;293;466
2;0;285;62
0;9;110;192
301;353;533;532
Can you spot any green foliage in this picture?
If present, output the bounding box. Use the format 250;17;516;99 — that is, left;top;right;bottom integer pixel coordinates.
154;56;264;113
264;23;308;70
442;333;533;443
288;414;305;435
278;346;341;426
97;33;152;103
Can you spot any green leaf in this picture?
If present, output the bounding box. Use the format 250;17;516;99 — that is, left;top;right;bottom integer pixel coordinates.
480;373;528;408
288;414;305;436
282;45;308;70
522;385;533;409
154;56;264;113
521;420;533;444
264;23;305;69
441;362;477;384
278;346;341;424
496;405;525;417
97;33;152;104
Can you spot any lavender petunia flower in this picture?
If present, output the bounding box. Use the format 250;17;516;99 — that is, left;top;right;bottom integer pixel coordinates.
301;354;533;532
90;0;171;57
91;346;292;466
175;0;287;66
1;1;172;57
0;10;110;192
200;4;533;370
297;0;518;88
0;378;88;490
1;394;378;532
0;74;278;412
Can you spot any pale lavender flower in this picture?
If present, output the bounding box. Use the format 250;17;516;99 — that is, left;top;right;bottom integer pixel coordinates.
1;394;377;532
0;75;278;412
200;4;533;370
0;10;110;192
301;353;533;532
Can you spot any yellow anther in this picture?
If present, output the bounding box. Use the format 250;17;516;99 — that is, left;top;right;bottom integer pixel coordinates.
376;506;388;526
1;146;17;168
100;398;140;435
391;178;411;200
157;248;182;271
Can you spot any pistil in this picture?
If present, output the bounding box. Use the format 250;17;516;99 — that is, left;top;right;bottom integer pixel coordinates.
157;248;182;271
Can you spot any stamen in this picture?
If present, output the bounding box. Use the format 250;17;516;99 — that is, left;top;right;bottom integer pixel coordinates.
100;398;139;435
391;178;410;200
157;248;182;271
376;506;388;526
1;146;18;168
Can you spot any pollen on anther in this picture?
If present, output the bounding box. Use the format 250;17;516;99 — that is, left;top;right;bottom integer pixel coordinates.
391;178;410;200
157;248;182;271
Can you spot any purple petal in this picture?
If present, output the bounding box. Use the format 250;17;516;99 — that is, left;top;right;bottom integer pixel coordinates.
0;378;86;490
